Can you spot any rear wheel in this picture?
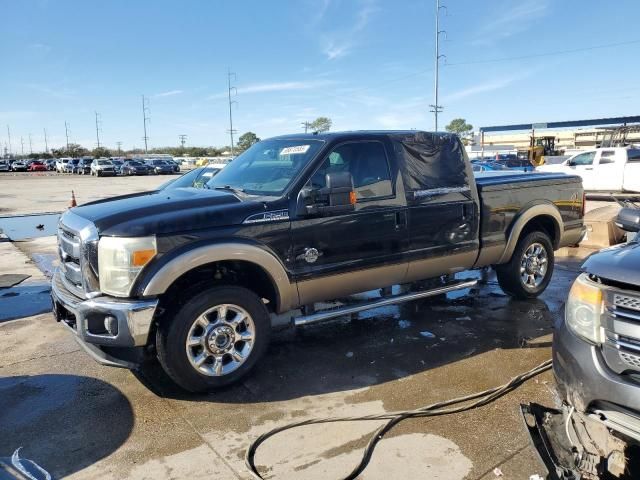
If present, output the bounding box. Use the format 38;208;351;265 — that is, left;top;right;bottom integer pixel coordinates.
496;231;554;299
156;286;271;392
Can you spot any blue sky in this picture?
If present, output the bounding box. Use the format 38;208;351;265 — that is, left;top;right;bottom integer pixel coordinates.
2;0;640;152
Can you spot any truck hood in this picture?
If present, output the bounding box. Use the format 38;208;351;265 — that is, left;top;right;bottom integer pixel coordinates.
70;188;264;236
582;241;640;285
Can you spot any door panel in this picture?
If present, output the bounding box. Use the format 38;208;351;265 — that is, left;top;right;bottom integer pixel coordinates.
291;140;408;303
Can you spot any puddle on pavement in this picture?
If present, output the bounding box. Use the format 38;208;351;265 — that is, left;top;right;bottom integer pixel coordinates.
0;213;60;240
32;253;58;279
0;284;52;322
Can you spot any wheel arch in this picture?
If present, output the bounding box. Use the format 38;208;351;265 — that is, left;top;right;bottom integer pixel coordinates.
141;243;298;314
498;204;562;264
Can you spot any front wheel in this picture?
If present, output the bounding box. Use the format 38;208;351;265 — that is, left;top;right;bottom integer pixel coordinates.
496;231;554;299
156;286;271;392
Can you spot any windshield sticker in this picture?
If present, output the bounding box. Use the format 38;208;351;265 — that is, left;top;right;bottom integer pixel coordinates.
280;145;310;156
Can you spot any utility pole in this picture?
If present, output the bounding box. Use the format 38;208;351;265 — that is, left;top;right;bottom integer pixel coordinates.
179;134;187;149
28;134;33;155
6;125;11;156
95;111;102;148
20;137;24;155
116;141;122;154
43;128;48;153
430;0;446;131
227;69;238;156
301;121;312;133
64;121;70;150
141;95;150;153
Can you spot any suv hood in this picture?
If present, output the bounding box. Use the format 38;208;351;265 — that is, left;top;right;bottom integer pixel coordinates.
582;241;640;285
70;188;262;236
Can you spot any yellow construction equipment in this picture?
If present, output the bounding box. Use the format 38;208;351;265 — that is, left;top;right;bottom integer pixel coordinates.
517;136;559;166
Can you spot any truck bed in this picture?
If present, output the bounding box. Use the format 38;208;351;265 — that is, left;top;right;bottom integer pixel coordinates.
474;171;581;189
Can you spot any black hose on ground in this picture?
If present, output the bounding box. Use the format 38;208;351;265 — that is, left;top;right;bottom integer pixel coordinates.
245;358;553;480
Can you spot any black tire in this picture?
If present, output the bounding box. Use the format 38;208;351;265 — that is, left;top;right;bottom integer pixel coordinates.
496;230;554;299
156;286;271;392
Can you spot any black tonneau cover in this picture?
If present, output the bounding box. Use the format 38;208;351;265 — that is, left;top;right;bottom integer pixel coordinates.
475;171;581;190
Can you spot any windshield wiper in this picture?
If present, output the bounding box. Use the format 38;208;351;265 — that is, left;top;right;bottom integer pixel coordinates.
213;185;245;196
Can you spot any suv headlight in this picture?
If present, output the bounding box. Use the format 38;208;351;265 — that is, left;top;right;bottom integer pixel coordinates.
566;273;605;344
98;236;156;297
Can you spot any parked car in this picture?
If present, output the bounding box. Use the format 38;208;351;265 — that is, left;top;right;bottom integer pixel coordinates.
91;158;115;177
471;161;510;172
168;159;181;173
537;147;640;192
73;158;92;174
11;160;27;172
51;131;585;392
64;159;80;173
121;160;150;176
146;159;175;175
524;205;640;479
110;159;124;175
28;160;47;172
159;166;223;190
0;159;9;172
45;159;57;171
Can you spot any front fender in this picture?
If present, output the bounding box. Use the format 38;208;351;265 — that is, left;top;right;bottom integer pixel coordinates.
137;242;298;313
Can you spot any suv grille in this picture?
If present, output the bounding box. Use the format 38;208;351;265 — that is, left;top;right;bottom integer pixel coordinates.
614;294;640;312
620;351;640;369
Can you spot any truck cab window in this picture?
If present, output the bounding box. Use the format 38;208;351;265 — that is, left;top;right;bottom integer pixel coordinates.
310;142;393;200
571;151;595;166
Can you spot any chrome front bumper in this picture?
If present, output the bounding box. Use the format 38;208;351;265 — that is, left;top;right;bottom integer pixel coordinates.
51;268;158;368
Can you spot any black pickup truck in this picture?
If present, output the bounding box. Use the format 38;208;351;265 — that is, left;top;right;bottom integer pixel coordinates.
51;131;585;391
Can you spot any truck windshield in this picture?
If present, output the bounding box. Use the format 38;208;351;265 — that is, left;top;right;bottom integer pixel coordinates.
205;139;324;196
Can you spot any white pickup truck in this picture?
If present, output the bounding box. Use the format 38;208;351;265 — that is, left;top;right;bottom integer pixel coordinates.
537;147;640;192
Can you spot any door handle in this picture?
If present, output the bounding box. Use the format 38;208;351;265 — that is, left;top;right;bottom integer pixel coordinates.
395;211;407;230
585;167;593;170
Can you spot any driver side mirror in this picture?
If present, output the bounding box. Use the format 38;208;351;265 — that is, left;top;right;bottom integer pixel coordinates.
297;171;356;216
616;207;640;233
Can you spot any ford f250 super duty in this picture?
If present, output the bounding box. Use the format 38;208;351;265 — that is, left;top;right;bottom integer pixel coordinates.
51;131;585;392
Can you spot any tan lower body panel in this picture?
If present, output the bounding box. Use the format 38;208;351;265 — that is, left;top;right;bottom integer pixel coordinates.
297;262;408;305
296;250;479;306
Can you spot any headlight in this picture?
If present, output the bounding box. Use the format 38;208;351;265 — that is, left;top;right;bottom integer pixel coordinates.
565;273;605;344
98;236;157;297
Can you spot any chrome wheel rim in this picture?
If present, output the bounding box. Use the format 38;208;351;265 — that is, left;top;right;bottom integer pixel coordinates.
185;304;255;376
520;242;548;289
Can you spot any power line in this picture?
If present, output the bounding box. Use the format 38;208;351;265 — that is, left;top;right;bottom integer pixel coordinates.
116;141;123;153
141;95;150;153
431;0;446;131
227;69;238;156
28;134;33;155
20;136;24;155
179;134;188;149
446;38;640;67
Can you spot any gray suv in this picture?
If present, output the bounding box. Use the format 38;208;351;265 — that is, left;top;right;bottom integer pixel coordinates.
91;158;115;177
524;206;640;479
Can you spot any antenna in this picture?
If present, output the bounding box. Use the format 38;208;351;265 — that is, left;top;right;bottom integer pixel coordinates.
6;125;11;156
142;95;151;153
227;69;238;156
430;0;447;131
64;121;70;150
95;111;102;148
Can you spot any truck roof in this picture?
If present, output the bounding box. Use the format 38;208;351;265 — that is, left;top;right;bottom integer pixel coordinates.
269;130;456;142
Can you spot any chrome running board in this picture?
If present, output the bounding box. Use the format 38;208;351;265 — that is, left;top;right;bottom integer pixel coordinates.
293;279;478;327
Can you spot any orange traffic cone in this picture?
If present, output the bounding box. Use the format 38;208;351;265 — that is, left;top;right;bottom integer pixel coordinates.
69;190;77;208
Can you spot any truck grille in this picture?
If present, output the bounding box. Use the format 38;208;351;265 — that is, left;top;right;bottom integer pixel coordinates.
57;212;100;298
620;351;640;370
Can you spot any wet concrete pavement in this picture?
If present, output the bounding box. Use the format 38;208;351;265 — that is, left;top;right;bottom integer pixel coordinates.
0;234;584;479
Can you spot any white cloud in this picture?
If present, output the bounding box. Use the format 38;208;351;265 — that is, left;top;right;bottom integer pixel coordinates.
207;80;334;100
153;89;183;98
320;0;379;60
473;0;549;46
